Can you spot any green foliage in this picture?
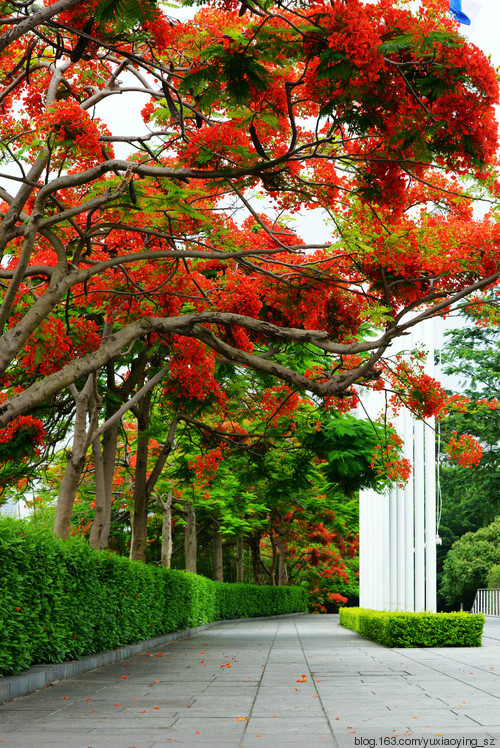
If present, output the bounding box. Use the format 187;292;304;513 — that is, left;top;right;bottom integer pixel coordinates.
180;41;273;108
0;517;306;676
486;564;500;589
440;517;500;610
339;607;484;648
94;0;159;28
436;311;500;608
301;413;395;494
487;564;500;589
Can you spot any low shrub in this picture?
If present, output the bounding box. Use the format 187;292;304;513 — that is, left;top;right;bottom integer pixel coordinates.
0;517;307;676
339;607;484;647
214;582;306;621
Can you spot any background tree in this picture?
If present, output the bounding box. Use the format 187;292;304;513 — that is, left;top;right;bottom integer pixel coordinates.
441;517;500;610
436;304;500;607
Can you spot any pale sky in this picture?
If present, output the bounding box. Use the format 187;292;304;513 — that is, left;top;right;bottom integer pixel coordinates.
462;0;500;64
86;1;500;161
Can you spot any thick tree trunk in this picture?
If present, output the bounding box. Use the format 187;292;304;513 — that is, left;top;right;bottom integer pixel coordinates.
129;408;178;563
129;390;152;562
236;536;244;583
90;352;147;552
269;532;277;586
53;376;95;538
160;492;173;569
129;505;134;554
88;436;106;549
213;527;223;582
278;533;287;586
53;451;87;538
145;416;178;495
98;421;119;550
54;326;113;542
249;532;263;585
184;500;197;573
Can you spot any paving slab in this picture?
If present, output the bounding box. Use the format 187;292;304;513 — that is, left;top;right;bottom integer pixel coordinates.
1;614;500;747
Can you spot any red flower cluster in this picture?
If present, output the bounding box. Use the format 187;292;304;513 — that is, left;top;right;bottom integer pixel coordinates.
188;447;224;481
0;414;45;462
444;432;483;468
261;385;300;425
35;100;110;170
20;317;101;377
167;337;226;404
371;430;412;487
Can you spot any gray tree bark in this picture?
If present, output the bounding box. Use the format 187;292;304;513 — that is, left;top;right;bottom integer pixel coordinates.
249;532;263;586
236;536;244;583
159;492;173;569
53;375;98;538
184;500;197;574
88;435;107;549
213;528;224;582
278;533;287;586
129;389;152;562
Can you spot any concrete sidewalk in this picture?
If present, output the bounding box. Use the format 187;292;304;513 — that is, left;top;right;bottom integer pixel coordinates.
0;615;499;747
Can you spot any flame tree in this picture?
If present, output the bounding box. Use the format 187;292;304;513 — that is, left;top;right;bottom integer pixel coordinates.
0;0;499;543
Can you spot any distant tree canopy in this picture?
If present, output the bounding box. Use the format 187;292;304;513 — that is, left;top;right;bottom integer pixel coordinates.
441;517;500;609
436;306;500;608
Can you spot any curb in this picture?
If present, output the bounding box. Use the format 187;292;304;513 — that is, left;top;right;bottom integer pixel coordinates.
0;611;307;704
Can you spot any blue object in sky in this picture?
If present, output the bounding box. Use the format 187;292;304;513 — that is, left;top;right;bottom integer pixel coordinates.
449;0;471;25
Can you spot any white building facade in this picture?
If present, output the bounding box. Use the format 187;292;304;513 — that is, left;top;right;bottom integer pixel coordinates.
359;319;437;612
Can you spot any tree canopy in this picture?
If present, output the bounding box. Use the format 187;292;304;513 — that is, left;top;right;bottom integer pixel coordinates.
1;0;500;581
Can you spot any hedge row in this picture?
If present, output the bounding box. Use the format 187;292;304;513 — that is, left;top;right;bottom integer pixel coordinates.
339;607;484;647
0;517;307;676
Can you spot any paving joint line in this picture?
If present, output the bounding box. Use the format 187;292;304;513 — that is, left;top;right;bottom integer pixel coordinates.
237;616;281;747
384;645;500;702
416;648;500;679
294;615;339;747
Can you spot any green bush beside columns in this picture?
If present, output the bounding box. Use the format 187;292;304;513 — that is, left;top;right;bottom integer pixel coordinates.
339;607;484;647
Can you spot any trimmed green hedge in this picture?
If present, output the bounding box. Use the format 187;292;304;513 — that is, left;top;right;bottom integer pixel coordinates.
339;607;484;647
0;517;307;676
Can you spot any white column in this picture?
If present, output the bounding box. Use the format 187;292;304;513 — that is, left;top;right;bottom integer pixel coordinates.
374;492;383;609
358;318;437;612
403;407;415;612
414;417;426;611
381;492;390;610
425;419;437;612
359;491;369;607
389;489;397;609
396;484;406;610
